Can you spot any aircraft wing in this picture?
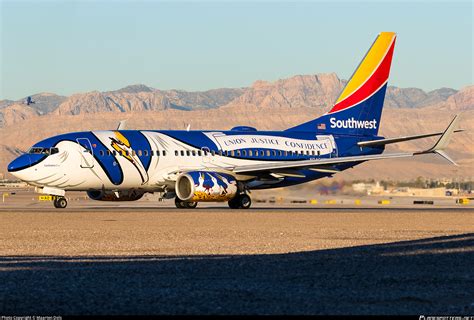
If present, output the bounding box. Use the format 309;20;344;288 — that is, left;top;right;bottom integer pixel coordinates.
357;129;464;147
231;152;411;174
229;114;461;175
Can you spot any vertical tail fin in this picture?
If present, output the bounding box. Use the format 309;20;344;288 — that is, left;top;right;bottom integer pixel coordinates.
287;32;397;136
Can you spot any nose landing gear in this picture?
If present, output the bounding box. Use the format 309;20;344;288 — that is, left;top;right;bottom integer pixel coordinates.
53;196;68;209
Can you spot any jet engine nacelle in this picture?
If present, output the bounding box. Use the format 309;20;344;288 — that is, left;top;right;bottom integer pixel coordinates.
175;171;238;202
87;190;145;201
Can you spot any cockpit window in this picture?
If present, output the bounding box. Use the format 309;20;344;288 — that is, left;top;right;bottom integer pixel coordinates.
28;147;59;155
28;147;45;154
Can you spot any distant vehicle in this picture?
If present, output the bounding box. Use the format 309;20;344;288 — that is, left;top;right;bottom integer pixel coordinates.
7;32;463;209
25;96;35;105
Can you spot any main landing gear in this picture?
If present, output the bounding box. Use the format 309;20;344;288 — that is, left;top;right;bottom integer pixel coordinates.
53;196;68;209
174;194;252;209
228;193;251;209
174;197;198;209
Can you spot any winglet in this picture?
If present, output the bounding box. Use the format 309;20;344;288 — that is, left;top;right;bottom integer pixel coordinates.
433;149;458;166
415;114;461;165
117;120;127;130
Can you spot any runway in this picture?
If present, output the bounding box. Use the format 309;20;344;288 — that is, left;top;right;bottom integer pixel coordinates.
0;188;473;314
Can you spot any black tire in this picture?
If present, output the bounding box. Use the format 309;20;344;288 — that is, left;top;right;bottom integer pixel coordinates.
239;194;251;209
228;196;240;209
228;194;251;209
55;197;67;209
185;202;198;209
174;197;186;209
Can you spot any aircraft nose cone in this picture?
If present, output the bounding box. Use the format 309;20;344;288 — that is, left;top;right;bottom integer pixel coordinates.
7;154;31;173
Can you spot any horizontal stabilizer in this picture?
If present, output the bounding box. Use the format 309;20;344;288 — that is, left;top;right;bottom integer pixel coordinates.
358;129;464;147
433;149;458;166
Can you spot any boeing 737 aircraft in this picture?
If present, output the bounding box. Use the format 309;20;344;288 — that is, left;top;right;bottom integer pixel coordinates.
7;32;462;209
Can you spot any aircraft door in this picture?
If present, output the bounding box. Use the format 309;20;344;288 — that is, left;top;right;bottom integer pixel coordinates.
76;138;95;168
201;147;211;164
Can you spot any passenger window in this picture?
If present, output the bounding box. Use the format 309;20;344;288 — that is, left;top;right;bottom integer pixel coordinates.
186;150;190;156
144;150;149;156
99;150;105;156
138;150;142;156
230;150;235;157
218;150;223;156
242;150;247;156
112;150;117;156
266;150;270;157
106;150;111;156
317;150;321;156
175;150;179;156
163;150;166;156
284;151;288;157
211;150;215;156
180;150;185;156
311;150;315;156
198;150;202;156
236;150;241;156
156;150;160;156
306;150;310;155
249;150;253;156
192;150;196;156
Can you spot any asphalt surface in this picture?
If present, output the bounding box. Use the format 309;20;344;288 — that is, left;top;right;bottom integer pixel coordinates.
0;202;473;315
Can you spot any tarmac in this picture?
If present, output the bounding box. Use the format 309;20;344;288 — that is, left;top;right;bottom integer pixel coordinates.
0;187;473;314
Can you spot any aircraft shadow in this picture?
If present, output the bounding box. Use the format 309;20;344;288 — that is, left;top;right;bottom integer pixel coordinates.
0;233;473;315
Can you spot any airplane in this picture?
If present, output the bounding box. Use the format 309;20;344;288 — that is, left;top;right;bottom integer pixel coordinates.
25;96;35;106
7;32;463;209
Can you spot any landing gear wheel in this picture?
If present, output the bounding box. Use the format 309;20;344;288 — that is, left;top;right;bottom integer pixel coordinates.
228;196;240;209
239;194;251;209
54;197;67;209
228;194;251;209
185;202;198;209
175;197;186;209
175;197;198;209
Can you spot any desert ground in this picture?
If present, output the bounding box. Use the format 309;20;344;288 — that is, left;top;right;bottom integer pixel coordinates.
0;188;473;314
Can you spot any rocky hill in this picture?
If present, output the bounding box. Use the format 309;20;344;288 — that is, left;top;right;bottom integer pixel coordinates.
0;86;244;127
1;73;468;129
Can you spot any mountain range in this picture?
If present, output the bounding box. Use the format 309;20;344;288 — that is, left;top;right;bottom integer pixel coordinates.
1;73;472;181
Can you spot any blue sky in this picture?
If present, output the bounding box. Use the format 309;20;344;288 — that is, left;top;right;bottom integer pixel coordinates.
1;0;472;100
